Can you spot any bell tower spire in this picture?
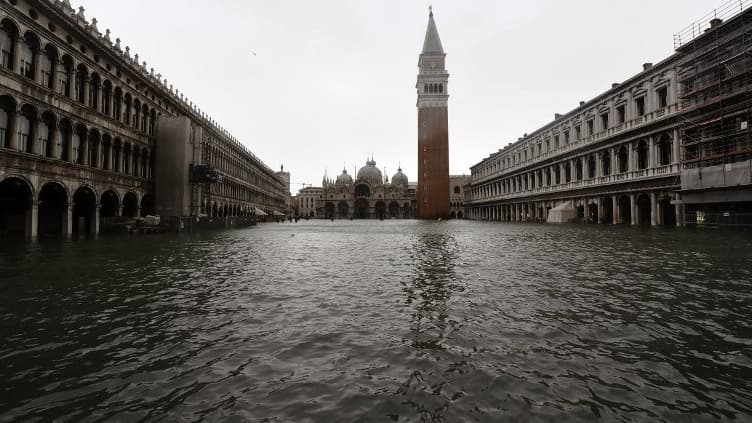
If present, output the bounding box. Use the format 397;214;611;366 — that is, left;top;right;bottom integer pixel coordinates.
416;7;450;219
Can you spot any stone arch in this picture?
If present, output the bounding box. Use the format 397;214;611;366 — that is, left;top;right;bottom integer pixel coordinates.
375;200;386;220
40;43;58;89
617;194;631;224
0;175;34;237
337;201;349;219
99;189;120;230
618;145;629;173
113;86;122;120
0;18;20;71
19;31;41;80
637;193;651;225
140;193;154;217
123;92;132;124
72;185;97;235
122;191;139;218
37;181;69;237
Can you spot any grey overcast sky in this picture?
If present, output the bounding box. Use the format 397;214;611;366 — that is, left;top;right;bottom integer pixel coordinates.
82;0;716;191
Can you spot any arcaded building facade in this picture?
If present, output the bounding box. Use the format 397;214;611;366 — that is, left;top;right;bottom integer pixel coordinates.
0;0;287;238
467;3;751;227
320;159;416;219
468;57;683;226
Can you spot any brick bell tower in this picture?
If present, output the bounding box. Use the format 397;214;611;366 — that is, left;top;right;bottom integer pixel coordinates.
417;7;450;219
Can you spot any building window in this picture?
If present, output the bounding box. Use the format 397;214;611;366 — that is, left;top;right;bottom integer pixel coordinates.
586;120;594;136
18;114;30;151
616;105;625;124
574;126;580;141
0;28;12;69
657;86;668;108
600;113;609;131
635;97;645;116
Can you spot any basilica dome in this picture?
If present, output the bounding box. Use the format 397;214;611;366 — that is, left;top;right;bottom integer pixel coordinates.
357;159;383;185
335;169;353;186
391;168;408;187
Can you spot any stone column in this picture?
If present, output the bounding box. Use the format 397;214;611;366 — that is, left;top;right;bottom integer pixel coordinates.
611;147;618;174
50;60;58;93
598;198;605;223
63;204;73;237
82;76;90;106
106;142;113;171
648;136;655;169
630;194;638;225
675;198;684;227
51;126;60;159
13;37;22;74
651;192;659;226
92;83;101;112
10;111;21;150
612;196;619;224
30;120;40;155
33;49;42;84
26;201;38;240
672;128;680;166
81;133;89;166
627;142;634;172
93;205;100;235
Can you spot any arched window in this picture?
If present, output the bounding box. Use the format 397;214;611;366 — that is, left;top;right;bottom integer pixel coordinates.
659;135;672;165
0;20;16;69
424;83;428;93
637;140;648;170
113;87;122;121
587;155;596;179
75;65;87;103
102;81;112;116
618;146;628;173
149;110;156;136
20;33;39;79
439;83;443;93
18;105;35;153
124;94;132;124
59;120;72;162
602;151;611;176
38;115;51;157
89;73;100;110
564;162;571;183
59;56;73;97
40;45;57;88
453;186;460;194
133;99;141;129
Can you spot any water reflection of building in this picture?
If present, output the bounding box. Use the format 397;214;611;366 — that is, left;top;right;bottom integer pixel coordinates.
320;158;417;219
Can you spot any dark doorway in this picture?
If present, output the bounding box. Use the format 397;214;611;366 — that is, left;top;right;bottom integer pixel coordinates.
0;177;32;238
38;182;68;237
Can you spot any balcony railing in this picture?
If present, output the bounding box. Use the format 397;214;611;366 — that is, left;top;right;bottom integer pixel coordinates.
469;164;681;204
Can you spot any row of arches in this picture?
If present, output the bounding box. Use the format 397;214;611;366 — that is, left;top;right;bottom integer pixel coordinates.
0;176;153;238
474;134;675;199
0;94;151;177
423;83;444;94
469;192;677;226
323;200;413;219
0;17;158;136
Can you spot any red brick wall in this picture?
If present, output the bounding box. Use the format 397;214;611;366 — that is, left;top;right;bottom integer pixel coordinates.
417;106;450;219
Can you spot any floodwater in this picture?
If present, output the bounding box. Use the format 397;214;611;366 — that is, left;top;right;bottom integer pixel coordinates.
1;220;751;422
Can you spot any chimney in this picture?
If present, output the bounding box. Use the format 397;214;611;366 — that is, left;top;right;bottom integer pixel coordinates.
643;63;653;71
554;113;562;120
611;82;620;89
579;101;585;107
710;18;723;29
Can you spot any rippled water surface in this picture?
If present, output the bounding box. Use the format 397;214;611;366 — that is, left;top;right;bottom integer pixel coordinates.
1;220;752;422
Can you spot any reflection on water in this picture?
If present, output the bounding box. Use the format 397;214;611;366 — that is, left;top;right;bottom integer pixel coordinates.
1;221;751;422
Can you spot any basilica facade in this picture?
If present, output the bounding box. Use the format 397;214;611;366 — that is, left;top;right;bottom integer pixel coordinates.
320;158;416;219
